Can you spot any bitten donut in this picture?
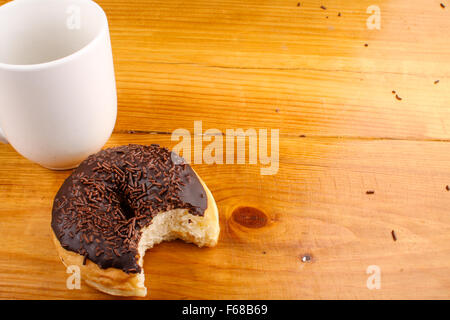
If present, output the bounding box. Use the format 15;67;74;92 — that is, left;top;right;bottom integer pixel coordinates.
51;144;220;297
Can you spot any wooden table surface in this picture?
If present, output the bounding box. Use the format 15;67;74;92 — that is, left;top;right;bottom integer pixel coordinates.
1;0;450;299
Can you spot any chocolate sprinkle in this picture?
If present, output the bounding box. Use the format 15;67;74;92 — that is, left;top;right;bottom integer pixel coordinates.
391;230;397;241
51;144;207;274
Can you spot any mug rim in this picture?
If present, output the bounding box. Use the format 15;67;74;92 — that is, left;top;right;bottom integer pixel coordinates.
0;0;109;71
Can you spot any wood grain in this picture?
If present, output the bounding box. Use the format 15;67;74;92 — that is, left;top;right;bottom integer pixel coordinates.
0;0;450;299
107;0;450;139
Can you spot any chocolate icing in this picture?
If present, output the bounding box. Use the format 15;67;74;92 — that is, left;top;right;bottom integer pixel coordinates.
51;144;207;273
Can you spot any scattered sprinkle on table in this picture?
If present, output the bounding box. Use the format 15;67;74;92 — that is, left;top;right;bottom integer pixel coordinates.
366;190;375;194
395;94;402;101
364;43;368;47
446;185;450;191
441;3;446;9
338;12;341;17
435;80;440;84
297;2;300;7
391;230;397;241
392;90;396;94
320;5;327;10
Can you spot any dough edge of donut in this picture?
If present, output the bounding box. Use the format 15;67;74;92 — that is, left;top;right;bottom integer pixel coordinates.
52;174;219;297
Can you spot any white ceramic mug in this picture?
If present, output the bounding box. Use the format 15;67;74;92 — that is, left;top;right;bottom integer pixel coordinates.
0;0;117;170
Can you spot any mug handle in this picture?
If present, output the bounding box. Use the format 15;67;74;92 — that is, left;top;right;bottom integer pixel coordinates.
0;126;8;144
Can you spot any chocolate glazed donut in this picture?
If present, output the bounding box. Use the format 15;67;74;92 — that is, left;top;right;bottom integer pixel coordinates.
51;144;220;296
